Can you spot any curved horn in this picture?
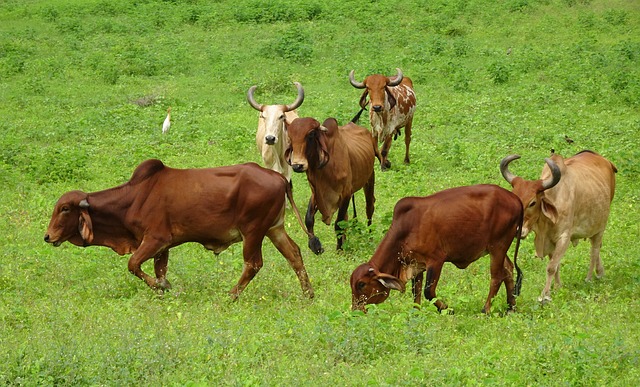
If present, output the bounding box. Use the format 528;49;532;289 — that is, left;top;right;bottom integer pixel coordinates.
285;82;305;112
541;157;561;190
349;70;366;89
79;199;90;209
246;85;263;111
500;154;521;184
387;68;404;86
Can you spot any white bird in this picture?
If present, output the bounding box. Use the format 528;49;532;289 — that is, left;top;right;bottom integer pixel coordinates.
162;107;171;134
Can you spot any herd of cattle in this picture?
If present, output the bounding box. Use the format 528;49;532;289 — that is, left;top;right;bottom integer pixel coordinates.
44;68;617;314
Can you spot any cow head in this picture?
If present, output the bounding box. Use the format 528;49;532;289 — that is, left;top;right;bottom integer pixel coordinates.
349;68;403;112
350;263;405;312
247;82;304;145
285;117;334;172
500;154;562;237
44;190;94;247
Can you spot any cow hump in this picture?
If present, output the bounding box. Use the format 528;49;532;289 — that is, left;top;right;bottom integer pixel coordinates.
129;159;165;185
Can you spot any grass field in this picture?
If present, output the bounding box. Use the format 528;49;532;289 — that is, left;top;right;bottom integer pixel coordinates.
1;0;639;385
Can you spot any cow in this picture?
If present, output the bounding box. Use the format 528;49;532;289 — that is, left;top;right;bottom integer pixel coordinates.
284;117;377;254
247;82;304;182
350;184;524;314
44;159;315;300
500;150;617;304
349;68;416;172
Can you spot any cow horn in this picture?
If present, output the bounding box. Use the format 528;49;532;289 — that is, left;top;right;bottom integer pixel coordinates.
319;125;329;132
541;157;561;190
285;82;305;112
500;154;521;184
349;70;366;89
388;68;403;86
246;85;263;111
79;199;90;209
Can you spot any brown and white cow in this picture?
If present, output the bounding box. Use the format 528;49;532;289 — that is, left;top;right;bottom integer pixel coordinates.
349;68;416;171
44;159;314;300
500;150;617;303
285;117;377;254
247;82;304;182
350;184;524;314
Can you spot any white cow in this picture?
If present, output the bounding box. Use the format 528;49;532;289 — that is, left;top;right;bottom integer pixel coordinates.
247;82;304;182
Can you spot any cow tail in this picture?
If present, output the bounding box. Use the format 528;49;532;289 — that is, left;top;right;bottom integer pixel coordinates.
285;180;315;241
513;210;524;297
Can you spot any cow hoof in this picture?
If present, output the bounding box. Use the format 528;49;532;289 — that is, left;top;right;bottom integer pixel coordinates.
538;295;552;304
156;278;172;290
381;160;391;171
309;236;324;255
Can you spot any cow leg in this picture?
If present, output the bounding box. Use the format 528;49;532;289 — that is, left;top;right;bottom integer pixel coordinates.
540;237;571;303
305;195;323;255
127;237;170;291
229;237;264;301
364;174;376;227
482;248;515;314
153;250;172;290
380;136;393;171
403;119;413;165
335;197;351;250
424;266;447;312
267;226;314;298
502;256;516;312
586;231;605;281
412;270;424;306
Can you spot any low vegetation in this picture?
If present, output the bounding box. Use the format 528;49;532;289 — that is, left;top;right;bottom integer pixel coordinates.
1;0;638;385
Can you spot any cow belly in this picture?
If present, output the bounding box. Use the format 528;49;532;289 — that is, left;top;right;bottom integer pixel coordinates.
202;229;242;254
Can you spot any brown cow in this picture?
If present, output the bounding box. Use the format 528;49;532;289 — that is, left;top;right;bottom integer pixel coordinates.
285;117;376;254
349;68;416;171
500;150;617;304
350;185;524;314
44;159;314;300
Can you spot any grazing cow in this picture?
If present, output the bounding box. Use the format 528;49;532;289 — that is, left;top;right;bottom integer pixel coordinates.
44;159;314;300
285;117;376;254
247;82;304;182
500;150;617;303
350;185;524;314
349;68;416;171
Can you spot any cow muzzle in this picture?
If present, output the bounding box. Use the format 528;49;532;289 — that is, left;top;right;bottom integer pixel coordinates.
44;234;62;247
265;135;276;145
372;105;383;112
292;164;307;173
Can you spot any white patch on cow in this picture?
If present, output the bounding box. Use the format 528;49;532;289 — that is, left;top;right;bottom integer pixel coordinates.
255;107;298;182
369;85;416;143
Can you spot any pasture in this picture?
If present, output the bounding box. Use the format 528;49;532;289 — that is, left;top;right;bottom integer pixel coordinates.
1;0;639;385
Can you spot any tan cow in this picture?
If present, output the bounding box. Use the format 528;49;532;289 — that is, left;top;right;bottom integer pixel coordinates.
500;150;617;303
349;68;416;171
247;82;304;182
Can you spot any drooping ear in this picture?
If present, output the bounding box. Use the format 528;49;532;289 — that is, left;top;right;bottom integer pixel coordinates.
316;128;330;168
375;273;406;293
284;145;293;166
540;197;558;224
385;87;397;110
359;90;369;110
78;199;94;243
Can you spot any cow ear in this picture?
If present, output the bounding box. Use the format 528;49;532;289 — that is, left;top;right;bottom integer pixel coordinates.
376;273;405;293
540;198;558;224
284;146;293;166
79;208;94;243
359;90;369;110
385;87;397;110
317;133;330;168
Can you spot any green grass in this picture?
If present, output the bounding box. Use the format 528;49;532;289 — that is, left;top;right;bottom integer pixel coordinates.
1;0;639;385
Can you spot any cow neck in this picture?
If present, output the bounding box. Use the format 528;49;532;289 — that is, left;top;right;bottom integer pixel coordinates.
369;235;406;281
85;185;138;252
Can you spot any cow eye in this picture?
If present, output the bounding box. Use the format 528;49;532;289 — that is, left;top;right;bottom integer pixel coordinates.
528;200;536;208
357;281;366;291
60;206;70;213
279;114;285;120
